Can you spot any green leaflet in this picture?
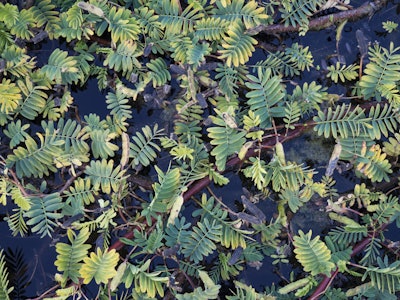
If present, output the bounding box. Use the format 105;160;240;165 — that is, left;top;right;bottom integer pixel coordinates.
84;159;127;194
207;114;246;171
293;230;335;276
55;228;91;286
245;67;285;127
24;193;64;238
79;248;119;285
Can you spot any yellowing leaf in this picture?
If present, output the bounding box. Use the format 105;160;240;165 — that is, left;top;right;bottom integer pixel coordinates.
79;248;120;284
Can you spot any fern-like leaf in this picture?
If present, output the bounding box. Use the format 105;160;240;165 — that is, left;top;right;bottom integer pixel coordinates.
327;62;359;83
0;78;21;114
107;6;140;43
280;0;319;36
159;2;203;36
367;103;398;140
4;208;28;237
383;132;400;156
0;249;12;300
0;3;18;29
215;64;246;100
242;157;267;191
193;194;252;249
256;43;314;77
43;118;90;165
362;256;400;294
181;218;222;263
245;67;285;127
41;49;79;84
146;58;171;88
101;41;142;74
89;129;119;159
63;177;97;209
356;145;392;182
219;23;257;67
359;42;400;102
313;104;370;139
207;114;246;171
1;45;36;78
84;159;127;194
124;259;168;298
79;248;119;284
55;228;91;286
134;6;163;39
293;230;335;276
129;124;163;167
16;77;47;120
3;120;30;148
106;89;132;120
213;0;269;29
24;192;64;238
147;166;181;214
30;0;60;36
6;132;64;178
194;17;229;41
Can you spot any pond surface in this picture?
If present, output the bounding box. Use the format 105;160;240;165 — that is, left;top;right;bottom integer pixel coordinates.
1;1;400;298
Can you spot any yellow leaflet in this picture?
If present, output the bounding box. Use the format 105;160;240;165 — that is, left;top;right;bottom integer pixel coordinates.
167;195;184;225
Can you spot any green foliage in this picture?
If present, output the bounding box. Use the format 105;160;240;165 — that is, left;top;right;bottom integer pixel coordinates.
146;166;181;214
362;256;400;294
146;58;171;87
24;192;64;238
176;270;220;299
79;248;119;284
219;23;257;67
245;67;285;127
193;194;252;249
129;124;163;167
84;159;127;194
313;104;370;139
207;113;246;171
55;228;91;286
6;132;64;178
382;21;398;33
0;250;12;300
41;49;79;84
101;41;142;74
293;230;335;276
359;42;400;104
124;259;168;298
181;218;222;263
1;45;36;78
0;0;400;298
106;6;140;43
3;120;30;148
327;62;359;83
0;79;21;114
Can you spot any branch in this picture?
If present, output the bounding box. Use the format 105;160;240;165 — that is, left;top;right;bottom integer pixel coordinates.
246;0;388;35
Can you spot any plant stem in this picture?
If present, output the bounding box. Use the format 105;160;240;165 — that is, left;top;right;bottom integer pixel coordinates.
247;0;388;35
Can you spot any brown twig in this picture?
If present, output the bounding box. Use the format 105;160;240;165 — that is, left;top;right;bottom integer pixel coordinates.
246;0;388;36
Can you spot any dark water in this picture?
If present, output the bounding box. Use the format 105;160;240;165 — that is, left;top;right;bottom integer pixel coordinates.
1;1;400;298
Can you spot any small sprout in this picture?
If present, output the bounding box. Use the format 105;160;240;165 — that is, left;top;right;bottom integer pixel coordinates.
382;21;398;33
